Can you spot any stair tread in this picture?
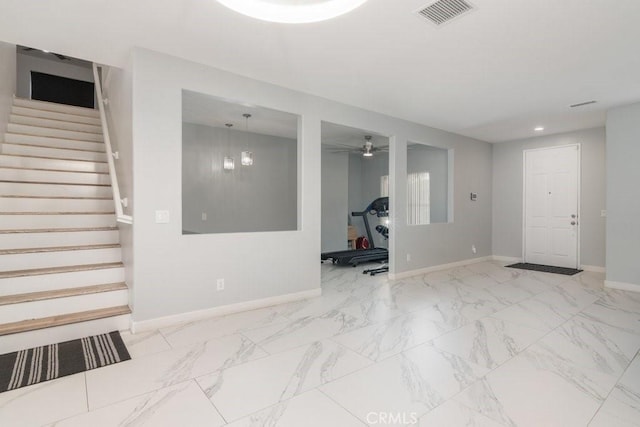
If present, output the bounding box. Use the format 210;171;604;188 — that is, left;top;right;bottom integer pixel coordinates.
11;112;102;128
0;195;112;200
0;180;110;187
0;153;107;164
3;141;106;153
0;227;117;234
0;262;124;279
0;243;120;256
0;211;115;215
8;122;103;136
0;166;108;175
0;305;131;336
12;107;102;125
14;98;100;116
0;282;127;306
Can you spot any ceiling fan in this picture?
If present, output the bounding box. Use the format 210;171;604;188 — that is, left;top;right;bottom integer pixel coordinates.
326;135;388;157
21;46;70;61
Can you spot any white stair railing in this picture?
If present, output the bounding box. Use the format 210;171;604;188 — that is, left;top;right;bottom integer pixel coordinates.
92;63;132;225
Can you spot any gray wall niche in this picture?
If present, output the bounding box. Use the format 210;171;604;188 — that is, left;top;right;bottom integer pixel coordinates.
182;123;297;234
320;146;389;251
407;143;449;224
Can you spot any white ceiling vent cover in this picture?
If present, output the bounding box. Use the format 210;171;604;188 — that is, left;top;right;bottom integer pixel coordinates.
417;0;474;26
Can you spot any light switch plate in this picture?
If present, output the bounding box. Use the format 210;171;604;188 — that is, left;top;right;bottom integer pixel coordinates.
155;210;170;223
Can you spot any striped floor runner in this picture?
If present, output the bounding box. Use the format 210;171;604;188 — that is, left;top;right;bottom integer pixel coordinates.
0;331;130;392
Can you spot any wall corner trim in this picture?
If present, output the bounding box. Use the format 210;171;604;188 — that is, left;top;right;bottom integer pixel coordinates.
130;288;322;333
604;280;640;293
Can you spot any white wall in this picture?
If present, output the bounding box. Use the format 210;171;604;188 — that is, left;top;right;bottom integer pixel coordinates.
321;148;349;252
492;127;606;268
606;103;640;289
130;48;493;323
102;61;134;308
182;123;297;234
0;42;16;142
16;52;93;99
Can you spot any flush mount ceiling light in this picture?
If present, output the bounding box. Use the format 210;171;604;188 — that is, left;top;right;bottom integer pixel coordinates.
534;126;544;132
216;0;368;24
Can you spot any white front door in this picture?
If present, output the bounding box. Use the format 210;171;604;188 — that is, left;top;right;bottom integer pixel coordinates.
524;145;579;268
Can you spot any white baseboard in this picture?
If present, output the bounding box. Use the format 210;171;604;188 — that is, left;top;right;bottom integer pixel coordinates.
131;288;322;333
492;256;522;263
604;280;640;293
581;265;606;273
389;256;493;280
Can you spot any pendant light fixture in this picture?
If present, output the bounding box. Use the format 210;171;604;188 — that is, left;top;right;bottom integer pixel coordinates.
223;123;235;171
241;113;254;166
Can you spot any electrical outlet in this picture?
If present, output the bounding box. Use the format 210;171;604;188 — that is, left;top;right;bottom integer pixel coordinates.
155;210;170;224
202;212;207;221
216;278;225;291
406;253;411;262
472;245;477;254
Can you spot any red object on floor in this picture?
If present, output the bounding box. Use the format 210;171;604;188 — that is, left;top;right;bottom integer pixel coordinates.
356;236;369;249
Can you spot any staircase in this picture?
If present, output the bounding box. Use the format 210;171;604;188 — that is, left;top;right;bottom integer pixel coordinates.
0;97;131;354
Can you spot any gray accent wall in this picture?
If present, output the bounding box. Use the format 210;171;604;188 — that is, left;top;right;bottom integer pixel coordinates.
0;42;16;143
606;103;640;288
492;127;606;268
182;123;297;234
321;148;348;252
129;48;492;323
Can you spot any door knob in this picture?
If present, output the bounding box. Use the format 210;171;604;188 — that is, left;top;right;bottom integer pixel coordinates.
571;221;576;225
571;214;577;218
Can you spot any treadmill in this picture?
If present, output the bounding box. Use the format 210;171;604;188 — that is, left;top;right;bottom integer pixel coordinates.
321;197;389;267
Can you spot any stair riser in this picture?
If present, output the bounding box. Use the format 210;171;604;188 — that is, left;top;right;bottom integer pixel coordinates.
0;214;116;230
0;266;125;296
0;289;128;323
0;198;114;213
10;114;102;134
0;168;110;186
1;143;108;162
0;229;119;250
0;247;122;271
12;106;102;126
13;98;100;118
0;182;113;198
0;154;108;173
0;314;130;354
7;123;104;142
5;133;105;152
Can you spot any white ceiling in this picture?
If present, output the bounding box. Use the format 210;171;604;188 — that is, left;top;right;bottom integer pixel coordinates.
1;0;639;142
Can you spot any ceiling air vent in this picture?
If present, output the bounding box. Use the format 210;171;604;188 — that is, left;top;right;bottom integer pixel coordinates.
417;0;474;26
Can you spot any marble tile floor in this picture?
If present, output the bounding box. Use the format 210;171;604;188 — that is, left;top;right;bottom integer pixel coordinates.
2;260;640;426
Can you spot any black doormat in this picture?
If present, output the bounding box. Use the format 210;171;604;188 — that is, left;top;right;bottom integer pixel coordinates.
0;331;130;393
506;263;583;276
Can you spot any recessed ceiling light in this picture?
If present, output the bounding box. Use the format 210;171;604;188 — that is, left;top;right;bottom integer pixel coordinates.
216;0;368;24
534;126;544;132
